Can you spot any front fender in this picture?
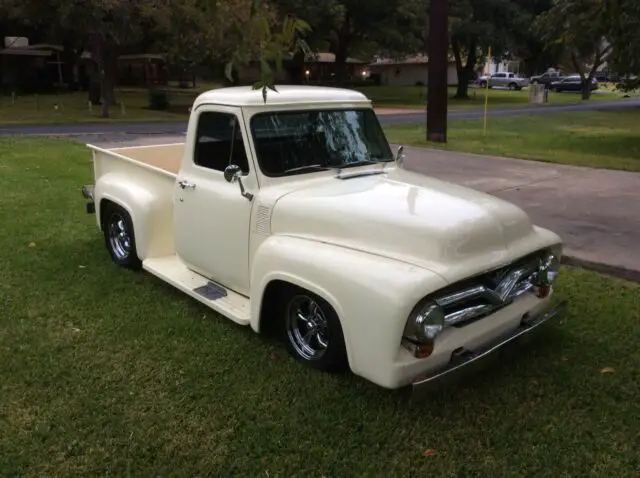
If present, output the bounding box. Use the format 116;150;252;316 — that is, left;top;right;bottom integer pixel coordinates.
95;171;174;260
250;235;448;384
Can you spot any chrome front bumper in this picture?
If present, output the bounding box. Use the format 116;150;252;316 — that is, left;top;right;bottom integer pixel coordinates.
411;299;567;397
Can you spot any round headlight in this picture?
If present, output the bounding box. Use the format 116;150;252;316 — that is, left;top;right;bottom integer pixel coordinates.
414;303;445;341
537;253;560;286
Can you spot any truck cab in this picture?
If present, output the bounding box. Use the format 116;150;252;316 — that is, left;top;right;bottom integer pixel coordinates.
82;85;566;393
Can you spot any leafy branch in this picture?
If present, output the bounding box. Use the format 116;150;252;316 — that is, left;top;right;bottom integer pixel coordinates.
225;0;313;102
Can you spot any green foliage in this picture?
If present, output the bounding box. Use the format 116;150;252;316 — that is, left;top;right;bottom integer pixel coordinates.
535;0;611;84
607;0;640;78
224;1;313;102
271;0;427;72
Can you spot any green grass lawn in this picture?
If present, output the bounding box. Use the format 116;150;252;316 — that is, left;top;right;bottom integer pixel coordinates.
357;84;628;109
384;109;640;172
1;137;639;476
0;81;222;124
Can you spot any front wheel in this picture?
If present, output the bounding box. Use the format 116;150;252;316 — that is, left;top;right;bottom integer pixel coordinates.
102;203;142;270
283;290;348;373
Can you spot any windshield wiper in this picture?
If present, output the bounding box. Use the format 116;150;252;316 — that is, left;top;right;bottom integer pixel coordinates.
282;164;329;174
340;159;378;168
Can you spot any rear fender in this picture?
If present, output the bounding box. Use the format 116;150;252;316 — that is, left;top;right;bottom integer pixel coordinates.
96;172;175;259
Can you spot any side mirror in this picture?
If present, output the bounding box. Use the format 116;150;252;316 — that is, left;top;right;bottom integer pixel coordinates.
395;145;406;169
223;164;253;201
224;164;242;183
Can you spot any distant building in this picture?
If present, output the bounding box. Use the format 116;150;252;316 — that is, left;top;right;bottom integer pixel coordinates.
367;55;459;86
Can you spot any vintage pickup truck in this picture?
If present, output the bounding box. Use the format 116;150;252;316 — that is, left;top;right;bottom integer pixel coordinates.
82;85;566;392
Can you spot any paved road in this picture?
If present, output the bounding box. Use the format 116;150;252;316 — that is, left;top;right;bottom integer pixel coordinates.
1;97;639;138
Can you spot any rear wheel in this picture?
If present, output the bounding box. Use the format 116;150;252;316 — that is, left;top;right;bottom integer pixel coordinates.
282;288;348;373
102;203;142;270
508;82;517;90
480;80;488;88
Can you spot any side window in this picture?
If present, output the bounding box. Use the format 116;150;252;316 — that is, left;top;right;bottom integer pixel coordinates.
193;112;250;174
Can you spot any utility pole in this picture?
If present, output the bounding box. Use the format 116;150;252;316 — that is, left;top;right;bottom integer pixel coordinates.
426;0;449;143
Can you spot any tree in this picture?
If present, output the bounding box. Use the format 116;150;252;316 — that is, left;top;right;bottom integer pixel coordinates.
271;0;426;84
507;0;563;76
607;0;640;85
535;0;612;100
449;0;523;99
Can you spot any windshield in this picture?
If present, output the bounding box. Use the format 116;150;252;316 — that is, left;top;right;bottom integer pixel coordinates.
249;108;394;177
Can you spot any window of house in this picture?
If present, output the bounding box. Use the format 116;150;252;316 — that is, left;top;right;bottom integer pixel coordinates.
193;112;250;173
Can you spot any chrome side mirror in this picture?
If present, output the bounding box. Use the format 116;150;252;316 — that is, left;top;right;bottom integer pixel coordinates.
224;164;242;183
223;164;253;201
395;145;406;169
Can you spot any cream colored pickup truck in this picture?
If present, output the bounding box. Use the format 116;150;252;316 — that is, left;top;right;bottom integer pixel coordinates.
82;85;566;392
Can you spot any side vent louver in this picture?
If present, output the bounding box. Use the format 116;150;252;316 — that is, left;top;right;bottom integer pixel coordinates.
255;204;271;235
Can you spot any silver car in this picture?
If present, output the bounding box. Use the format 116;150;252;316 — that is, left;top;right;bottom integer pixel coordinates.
478;72;530;90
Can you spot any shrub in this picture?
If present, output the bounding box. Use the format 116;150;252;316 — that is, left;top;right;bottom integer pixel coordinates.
148;89;170;110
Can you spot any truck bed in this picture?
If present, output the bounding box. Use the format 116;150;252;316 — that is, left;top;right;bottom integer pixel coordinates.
89;142;185;176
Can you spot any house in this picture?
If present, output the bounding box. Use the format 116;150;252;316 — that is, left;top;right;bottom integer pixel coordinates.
367;55;459;86
237;52;368;84
1;37;57;93
481;57;522;76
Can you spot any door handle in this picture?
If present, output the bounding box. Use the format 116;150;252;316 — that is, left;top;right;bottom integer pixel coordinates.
178;180;196;190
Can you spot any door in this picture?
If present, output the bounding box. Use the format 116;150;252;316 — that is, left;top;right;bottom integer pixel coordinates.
173;106;257;295
492;73;507;87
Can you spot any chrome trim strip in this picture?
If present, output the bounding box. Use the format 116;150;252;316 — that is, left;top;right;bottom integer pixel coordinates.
411;299;567;396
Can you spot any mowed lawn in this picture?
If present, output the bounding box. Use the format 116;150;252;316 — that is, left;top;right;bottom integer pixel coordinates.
384;109;640;172
1;138;639;476
0;82;222;124
357;84;627;109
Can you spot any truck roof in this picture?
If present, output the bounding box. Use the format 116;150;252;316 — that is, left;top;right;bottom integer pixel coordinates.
193;85;371;108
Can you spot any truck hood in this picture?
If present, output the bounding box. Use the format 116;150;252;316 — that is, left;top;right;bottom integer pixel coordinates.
269;168;547;283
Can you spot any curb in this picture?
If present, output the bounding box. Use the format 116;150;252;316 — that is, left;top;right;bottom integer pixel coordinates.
562;255;640;283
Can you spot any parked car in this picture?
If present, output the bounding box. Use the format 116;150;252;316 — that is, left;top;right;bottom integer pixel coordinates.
81;85;566;393
477;72;530;90
549;75;599;92
530;71;563;87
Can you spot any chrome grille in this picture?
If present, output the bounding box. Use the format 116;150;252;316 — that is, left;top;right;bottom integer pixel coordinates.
434;253;545;327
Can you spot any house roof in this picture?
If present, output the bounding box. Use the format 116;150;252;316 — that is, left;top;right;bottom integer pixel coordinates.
368;54;457;68
312;52;366;64
0;48;52;57
194;85;370;108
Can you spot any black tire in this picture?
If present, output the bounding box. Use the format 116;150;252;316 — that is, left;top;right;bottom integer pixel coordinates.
102;202;142;270
508;82;517;90
480;80;488;88
281;287;348;373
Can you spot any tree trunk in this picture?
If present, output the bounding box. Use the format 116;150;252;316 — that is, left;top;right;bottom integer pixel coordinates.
331;13;351;86
288;51;306;84
581;80;592;100
426;0;449;143
451;36;476;99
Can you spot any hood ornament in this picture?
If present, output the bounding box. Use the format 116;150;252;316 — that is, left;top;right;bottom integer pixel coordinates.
395;145;406;169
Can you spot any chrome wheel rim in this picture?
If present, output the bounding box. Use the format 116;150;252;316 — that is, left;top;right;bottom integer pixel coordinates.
107;213;132;260
285;295;329;360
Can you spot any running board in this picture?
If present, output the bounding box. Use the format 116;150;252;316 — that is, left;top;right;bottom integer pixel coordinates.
142;255;251;326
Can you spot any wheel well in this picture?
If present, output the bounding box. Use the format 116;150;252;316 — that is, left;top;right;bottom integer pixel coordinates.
99;198;115;230
258;280;343;337
258;279;296;336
